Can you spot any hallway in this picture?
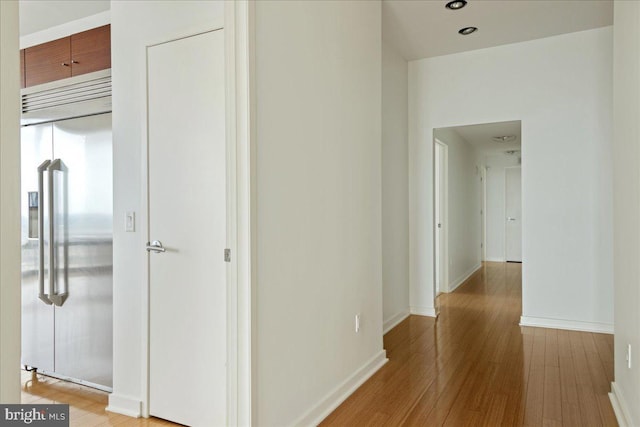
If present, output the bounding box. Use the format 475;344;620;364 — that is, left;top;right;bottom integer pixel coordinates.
321;262;616;426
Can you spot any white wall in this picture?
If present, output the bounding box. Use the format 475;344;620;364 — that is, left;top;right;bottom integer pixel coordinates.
611;1;640;425
20;10;110;49
0;0;21;404
409;27;614;332
109;0;225;416
254;1;385;425
434;128;482;291
484;154;520;262
382;39;409;333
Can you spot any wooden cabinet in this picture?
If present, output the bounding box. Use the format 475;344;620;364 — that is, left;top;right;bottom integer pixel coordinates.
20;49;25;89
70;25;111;76
24;25;110;88
25;37;72;87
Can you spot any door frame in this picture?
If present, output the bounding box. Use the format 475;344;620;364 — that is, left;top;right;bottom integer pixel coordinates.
481;166;487;262
0;0;22;404
433;139;449;299
503;165;522;262
139;2;254;424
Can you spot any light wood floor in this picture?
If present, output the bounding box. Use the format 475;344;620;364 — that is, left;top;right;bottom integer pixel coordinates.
19;262;616;426
321;262;617;426
20;371;178;426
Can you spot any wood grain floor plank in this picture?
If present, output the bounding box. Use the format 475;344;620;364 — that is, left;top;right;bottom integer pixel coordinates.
543;365;562;423
593;333;614;384
569;332;606;427
557;329;583;427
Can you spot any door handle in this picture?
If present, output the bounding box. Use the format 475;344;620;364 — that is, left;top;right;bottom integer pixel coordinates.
146;240;166;253
507;217;516;221
48;159;68;307
37;160;52;305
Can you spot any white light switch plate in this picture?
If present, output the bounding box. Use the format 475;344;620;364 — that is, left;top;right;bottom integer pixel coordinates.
125;211;135;232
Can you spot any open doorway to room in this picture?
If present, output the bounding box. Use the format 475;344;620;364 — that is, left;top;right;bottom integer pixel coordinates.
433;120;522;303
434;139;448;296
505;166;522;262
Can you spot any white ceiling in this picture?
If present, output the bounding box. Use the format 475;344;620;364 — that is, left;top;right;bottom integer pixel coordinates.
19;1;613;56
440;120;521;154
19;0;109;36
383;0;613;60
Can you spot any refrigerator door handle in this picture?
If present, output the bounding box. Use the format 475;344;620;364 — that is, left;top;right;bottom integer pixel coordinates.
37;160;53;305
48;159;68;307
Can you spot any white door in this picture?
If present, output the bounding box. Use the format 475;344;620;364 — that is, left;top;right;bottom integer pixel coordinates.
505;167;522;262
434;141;447;294
147;30;227;426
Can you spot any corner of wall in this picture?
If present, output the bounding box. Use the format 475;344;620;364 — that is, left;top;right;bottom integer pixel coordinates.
0;0;22;404
106;394;142;418
609;382;634;427
410;306;437;317
383;308;410;334
291;351;388;427
448;263;481;293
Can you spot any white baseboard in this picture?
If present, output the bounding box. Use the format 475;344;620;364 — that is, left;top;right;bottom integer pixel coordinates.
292;350;388;427
519;316;613;334
383;309;410;334
609;382;634;427
448;263;481;292
410;306;437;317
484;257;505;262
106;394;142;418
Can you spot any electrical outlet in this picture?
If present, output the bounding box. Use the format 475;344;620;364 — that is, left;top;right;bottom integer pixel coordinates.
627;344;632;369
355;314;361;333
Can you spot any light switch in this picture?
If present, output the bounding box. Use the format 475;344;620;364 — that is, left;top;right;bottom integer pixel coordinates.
125;211;135;232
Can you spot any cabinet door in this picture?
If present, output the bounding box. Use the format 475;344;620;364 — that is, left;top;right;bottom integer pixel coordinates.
20;49;25;88
71;25;111;77
25;37;71;87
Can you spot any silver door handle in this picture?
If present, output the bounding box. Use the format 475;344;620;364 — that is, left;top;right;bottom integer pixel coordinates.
146;240;166;253
507;217;516;221
37;160;52;305
48;159;68;307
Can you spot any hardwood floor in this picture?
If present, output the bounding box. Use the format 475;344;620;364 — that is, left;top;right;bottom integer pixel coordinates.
19;262;615;426
20;370;178;426
321;262;617;427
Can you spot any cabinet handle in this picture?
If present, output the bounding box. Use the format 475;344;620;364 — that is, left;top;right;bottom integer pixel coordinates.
61;63;69;66
71;60;78;64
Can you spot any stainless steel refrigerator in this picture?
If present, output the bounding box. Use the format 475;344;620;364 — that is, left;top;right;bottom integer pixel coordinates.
20;70;113;391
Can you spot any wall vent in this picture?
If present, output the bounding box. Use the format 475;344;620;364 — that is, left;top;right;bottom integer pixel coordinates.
21;69;111;125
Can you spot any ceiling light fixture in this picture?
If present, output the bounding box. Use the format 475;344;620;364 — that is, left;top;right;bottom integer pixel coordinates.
446;0;467;10
458;26;478;35
492;135;517;143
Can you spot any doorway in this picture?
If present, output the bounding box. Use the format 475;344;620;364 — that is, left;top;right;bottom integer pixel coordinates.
434;139;448;296
432;120;521;311
505;166;522;262
146;29;227;426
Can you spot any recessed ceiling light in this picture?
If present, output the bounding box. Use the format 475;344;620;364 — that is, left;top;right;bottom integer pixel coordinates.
446;0;467;10
458;26;478;35
492;135;517;143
